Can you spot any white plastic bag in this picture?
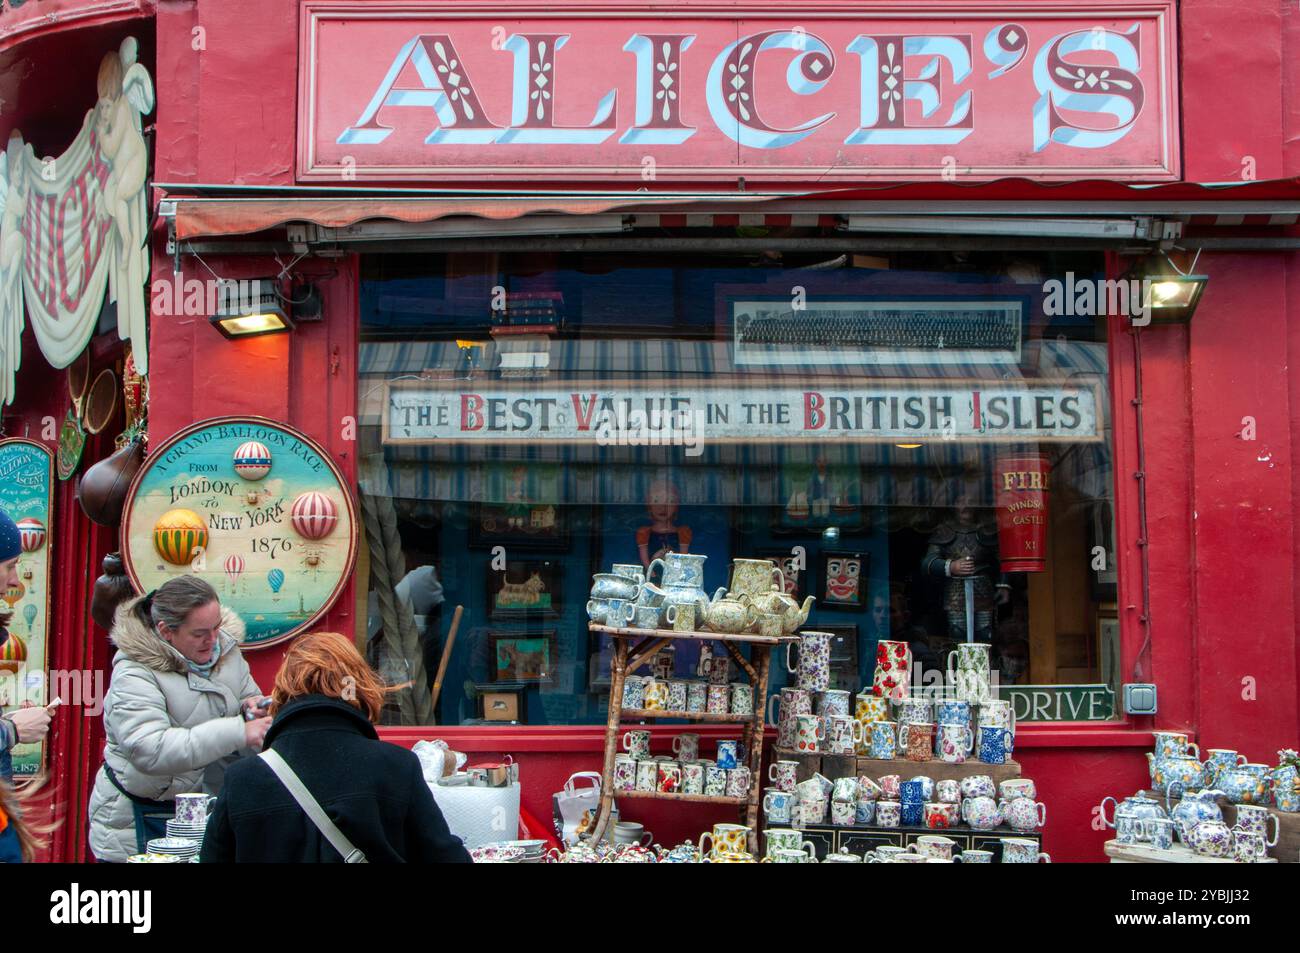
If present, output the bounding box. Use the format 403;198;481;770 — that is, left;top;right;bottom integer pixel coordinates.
553;771;605;845
413;739;466;783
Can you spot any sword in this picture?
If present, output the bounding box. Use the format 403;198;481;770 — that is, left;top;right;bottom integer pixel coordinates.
963;577;976;644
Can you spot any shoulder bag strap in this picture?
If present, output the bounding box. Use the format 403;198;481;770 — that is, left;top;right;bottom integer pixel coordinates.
258;749;368;863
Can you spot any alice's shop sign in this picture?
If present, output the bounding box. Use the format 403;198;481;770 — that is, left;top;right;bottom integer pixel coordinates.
298;1;1179;182
382;379;1101;445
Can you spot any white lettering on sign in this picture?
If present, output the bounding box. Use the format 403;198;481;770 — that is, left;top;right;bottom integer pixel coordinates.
299;3;1179;182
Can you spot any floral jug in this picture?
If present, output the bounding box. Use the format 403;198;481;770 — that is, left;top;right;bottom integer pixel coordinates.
1272;749;1300;813
1164;784;1224;844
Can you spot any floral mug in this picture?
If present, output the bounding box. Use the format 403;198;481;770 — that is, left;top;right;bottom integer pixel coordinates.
794;714;825;753
936;723;974;764
699;823;750;858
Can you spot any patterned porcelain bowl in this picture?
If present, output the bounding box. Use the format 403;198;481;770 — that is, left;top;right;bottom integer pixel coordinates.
470;844;528;863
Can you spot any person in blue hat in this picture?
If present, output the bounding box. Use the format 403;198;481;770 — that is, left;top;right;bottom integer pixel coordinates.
0;507;55;862
0;507;52;785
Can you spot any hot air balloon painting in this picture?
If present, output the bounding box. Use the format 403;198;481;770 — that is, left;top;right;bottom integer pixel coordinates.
233;441;272;481
16;518;46;552
0;632;27;674
224;554;246;595
2;581;24;608
153;509;209;566
23;603;37;633
267;568;285;603
290;491;338;541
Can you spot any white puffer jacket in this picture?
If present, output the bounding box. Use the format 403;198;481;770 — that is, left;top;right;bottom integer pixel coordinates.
88;603;261;862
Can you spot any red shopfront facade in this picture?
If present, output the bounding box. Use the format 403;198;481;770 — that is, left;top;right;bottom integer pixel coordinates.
4;0;1300;862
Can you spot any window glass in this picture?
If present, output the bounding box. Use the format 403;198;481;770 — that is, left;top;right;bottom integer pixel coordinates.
358;251;1118;725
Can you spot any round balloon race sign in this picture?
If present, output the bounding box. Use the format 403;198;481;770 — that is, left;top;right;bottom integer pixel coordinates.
121;418;357;649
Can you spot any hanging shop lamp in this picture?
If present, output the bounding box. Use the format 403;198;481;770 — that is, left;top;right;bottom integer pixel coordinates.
210;278;296;339
1138;255;1208;324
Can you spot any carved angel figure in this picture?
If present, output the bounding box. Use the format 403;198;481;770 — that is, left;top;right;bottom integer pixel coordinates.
95;37;155;376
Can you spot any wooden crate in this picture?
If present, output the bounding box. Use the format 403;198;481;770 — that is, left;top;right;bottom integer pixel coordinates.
1141;790;1299;864
857;757;1024;785
819;753;859;781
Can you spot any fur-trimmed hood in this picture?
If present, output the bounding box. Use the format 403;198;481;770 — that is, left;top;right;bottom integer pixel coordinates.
109;601;247;674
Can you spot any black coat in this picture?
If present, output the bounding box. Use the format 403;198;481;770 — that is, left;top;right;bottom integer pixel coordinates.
200;695;471;863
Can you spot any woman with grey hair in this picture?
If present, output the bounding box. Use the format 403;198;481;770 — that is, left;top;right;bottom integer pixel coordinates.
88;576;270;861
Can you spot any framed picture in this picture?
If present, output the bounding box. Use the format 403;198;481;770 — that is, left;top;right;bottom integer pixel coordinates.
771;449;867;535
468;463;569;550
756;549;806;601
820;550;868;610
488;630;558;684
818;624;860;692
487;559;562;619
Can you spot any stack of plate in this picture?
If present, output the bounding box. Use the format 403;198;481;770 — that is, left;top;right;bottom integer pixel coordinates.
145;836;201;861
166;818;207;843
500;839;547;863
126;853;187;863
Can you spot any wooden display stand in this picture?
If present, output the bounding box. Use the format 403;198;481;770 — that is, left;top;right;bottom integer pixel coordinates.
767;752;1039;861
1141;789;1298;864
588;624;797;852
779;822;1045;861
1105;841;1278;864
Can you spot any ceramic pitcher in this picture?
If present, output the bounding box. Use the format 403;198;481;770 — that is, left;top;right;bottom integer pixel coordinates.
947;642;992;703
1272;749;1300;812
1164;784;1223;844
873;640;912;700
648;552;707;589
729;558;784;600
769;687;813;750
786;631;832;693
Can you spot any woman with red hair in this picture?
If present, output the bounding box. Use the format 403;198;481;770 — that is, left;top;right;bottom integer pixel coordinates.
200;631;470;863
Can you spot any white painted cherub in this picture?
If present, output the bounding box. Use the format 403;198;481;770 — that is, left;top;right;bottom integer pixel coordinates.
95;37;154;375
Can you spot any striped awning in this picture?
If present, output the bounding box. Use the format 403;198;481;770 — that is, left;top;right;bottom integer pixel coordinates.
360;335;1112;507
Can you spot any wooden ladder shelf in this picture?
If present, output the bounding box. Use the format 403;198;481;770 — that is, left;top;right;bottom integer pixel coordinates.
587;623;798;852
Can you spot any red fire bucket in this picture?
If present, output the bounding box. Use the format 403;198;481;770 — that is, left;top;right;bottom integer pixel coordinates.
993;454;1051;573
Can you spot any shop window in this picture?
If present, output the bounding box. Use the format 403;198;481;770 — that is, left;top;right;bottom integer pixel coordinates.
357;250;1120;725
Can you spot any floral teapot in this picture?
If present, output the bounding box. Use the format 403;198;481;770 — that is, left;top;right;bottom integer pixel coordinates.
748;589;816;636
1164;785;1224;844
1184;818;1235;858
1100;794;1167;834
700;590;756;634
1217;764;1270;805
1147;752;1205;793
